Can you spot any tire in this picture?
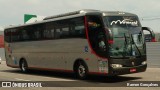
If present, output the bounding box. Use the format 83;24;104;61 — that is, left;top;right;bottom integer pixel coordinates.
20;60;28;73
75;61;88;79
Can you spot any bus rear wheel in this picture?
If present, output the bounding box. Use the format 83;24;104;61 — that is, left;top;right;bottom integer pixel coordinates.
20;60;28;73
75;62;88;79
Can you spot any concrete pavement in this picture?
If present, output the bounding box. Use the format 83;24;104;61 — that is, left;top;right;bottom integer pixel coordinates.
0;61;159;90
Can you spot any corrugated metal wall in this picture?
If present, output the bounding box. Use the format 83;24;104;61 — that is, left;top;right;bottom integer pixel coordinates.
146;42;160;68
0;48;5;61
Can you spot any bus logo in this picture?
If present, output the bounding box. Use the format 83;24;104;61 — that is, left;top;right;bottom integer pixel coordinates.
110;19;138;26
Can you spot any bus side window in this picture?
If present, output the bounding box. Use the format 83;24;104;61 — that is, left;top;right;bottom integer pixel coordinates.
61;27;70;38
34;30;41;40
22;29;29;41
51;29;54;39
4;30;11;43
45;22;55;40
10;28;20;42
55;29;61;39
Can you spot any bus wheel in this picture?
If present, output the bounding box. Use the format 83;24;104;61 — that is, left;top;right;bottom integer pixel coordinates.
76;62;88;79
20;60;28;73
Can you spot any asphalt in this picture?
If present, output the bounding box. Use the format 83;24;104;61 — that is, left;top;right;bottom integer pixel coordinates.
0;61;159;90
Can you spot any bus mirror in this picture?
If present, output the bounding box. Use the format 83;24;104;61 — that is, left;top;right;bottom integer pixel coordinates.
142;27;156;42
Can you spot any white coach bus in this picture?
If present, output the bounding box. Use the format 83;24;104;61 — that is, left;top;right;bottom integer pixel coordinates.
4;10;153;79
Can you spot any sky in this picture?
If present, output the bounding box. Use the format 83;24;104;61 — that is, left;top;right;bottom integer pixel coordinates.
0;0;160;32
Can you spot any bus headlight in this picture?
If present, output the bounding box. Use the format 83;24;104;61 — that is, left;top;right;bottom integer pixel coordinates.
111;64;123;68
142;61;147;65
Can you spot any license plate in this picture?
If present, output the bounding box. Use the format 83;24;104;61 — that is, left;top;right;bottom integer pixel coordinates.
130;68;136;72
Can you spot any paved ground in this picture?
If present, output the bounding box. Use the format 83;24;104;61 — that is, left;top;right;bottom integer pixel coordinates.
0;61;159;90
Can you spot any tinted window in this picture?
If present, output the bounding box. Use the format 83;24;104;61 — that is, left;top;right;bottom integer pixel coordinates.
5;16;86;42
4;29;11;42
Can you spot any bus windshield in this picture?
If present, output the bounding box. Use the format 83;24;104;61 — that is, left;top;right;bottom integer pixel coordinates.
105;16;145;58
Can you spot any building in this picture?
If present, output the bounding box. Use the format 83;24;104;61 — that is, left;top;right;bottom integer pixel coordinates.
0;27;5;61
0;27;4;48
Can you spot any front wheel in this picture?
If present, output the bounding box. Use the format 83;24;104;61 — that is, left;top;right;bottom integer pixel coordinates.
75;62;88;79
20;60;28;73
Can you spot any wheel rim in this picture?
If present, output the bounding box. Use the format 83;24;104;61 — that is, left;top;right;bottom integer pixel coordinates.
21;61;27;72
78;65;86;77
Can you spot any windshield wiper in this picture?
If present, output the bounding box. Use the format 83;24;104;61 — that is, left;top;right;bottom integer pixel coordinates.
130;34;142;57
123;33;128;57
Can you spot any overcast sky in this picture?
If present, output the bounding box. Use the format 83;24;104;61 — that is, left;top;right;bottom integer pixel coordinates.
0;0;160;32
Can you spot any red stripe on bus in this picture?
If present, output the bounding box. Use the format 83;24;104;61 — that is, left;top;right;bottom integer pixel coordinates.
30;66;108;75
7;63;73;73
7;63;108;75
84;16;108;60
28;66;74;73
85;58;89;60
88;72;107;75
7;64;19;68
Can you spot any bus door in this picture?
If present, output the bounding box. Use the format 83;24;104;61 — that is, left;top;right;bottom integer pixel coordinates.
86;15;108;58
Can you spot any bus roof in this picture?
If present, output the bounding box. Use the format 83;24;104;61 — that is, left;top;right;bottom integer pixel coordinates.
102;11;137;16
44;9;137;20
43;9;100;20
5;9;138;30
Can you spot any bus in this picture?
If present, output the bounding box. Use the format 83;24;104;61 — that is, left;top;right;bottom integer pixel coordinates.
4;9;153;79
142;27;156;42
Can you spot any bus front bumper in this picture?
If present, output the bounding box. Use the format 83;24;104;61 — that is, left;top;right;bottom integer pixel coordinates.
108;64;147;76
